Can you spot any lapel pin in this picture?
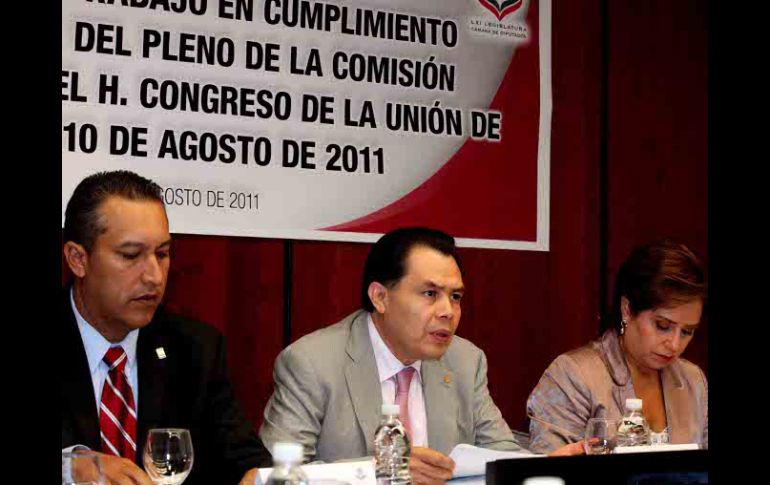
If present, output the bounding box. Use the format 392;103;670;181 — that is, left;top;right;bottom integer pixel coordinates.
155;347;166;359
444;374;451;384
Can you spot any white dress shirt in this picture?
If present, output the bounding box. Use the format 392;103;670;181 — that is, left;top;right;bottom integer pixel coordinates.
71;289;140;414
63;289;141;459
367;313;428;447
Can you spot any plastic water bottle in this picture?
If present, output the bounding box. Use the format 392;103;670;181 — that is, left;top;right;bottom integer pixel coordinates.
616;398;651;446
266;442;308;485
374;403;412;485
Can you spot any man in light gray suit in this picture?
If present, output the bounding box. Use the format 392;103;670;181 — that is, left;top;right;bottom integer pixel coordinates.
259;227;582;484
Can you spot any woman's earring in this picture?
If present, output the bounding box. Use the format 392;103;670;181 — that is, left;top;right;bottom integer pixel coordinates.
620;319;627;335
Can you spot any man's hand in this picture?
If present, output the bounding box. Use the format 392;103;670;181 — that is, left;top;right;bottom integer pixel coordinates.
409;446;455;485
239;467;259;485
548;440;586;456
91;453;153;485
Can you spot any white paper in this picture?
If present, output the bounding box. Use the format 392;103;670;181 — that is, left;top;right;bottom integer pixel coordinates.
256;459;376;485
448;444;544;478
613;443;700;454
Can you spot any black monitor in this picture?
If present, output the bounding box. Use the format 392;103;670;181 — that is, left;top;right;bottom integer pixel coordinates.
486;450;708;485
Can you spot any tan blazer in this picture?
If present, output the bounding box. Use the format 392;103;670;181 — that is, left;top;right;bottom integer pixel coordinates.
259;310;525;462
526;329;708;453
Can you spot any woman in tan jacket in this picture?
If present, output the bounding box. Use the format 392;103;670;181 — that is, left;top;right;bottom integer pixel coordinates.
526;239;708;453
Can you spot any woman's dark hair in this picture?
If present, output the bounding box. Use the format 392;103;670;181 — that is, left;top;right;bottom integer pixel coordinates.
601;239;707;333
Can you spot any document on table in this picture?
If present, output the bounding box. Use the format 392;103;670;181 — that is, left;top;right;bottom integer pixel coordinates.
448;444;545;478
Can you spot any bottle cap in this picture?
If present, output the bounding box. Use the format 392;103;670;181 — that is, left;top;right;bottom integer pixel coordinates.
272;442;304;462
625;398;643;411
381;403;400;416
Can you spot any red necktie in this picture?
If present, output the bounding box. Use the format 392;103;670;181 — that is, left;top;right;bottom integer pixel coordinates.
99;346;137;460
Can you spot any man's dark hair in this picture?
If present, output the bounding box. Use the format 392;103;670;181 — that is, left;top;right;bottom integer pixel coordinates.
361;227;460;312
63;170;164;251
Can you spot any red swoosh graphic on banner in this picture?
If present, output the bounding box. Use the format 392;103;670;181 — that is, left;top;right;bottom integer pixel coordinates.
323;3;539;242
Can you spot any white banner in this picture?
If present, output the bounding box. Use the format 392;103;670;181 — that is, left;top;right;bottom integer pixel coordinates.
62;0;550;250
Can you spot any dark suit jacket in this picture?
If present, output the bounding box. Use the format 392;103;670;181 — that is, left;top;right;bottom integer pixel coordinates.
61;288;270;484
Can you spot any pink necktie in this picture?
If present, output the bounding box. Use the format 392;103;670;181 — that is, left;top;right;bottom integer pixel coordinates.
394;367;416;438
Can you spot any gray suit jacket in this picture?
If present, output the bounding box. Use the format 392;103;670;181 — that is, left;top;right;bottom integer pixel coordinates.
259;310;524;462
526;329;708;453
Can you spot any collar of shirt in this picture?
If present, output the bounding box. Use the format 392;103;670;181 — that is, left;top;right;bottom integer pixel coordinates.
70;288;139;374
367;313;422;385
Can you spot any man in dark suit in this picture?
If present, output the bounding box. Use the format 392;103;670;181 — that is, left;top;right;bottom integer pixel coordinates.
61;170;269;484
